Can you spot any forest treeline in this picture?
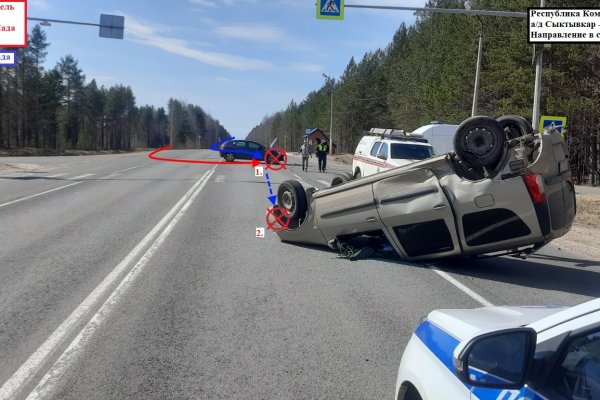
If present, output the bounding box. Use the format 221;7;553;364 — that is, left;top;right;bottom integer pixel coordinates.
247;0;600;185
0;25;230;152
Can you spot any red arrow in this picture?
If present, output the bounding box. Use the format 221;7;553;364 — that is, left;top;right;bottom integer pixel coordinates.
149;145;260;167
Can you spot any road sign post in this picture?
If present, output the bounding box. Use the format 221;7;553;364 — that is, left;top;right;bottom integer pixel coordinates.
317;0;345;20
28;14;124;40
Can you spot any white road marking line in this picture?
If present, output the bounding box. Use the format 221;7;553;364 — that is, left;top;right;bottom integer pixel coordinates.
0;182;83;209
27;167;216;400
318;180;330;186
113;165;144;174
46;173;67;178
70;173;94;180
427;265;494;307
214;175;225;183
293;174;303;180
0;168;216;400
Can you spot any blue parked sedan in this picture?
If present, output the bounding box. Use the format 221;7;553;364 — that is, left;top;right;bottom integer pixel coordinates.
219;139;279;162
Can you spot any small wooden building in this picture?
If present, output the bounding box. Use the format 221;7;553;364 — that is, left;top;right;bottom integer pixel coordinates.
303;128;337;154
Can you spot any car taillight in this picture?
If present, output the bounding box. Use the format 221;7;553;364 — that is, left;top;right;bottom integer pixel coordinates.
220;143;225;149
523;173;547;205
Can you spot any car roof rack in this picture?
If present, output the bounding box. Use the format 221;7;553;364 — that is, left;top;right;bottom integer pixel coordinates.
365;128;428;143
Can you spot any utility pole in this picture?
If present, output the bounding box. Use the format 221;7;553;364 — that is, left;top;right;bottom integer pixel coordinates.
322;73;334;155
532;0;545;131
472;15;483;117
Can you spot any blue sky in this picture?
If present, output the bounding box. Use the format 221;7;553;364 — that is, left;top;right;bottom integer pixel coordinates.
28;0;426;137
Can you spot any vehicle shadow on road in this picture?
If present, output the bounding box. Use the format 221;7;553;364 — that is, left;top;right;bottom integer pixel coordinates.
0;175;56;180
526;253;600;268
437;256;600;298
280;240;426;267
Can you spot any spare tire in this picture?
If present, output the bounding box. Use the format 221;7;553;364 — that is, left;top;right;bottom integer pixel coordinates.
277;180;308;222
331;177;345;187
453;116;505;168
340;171;354;181
331;172;354;187
496;115;533;139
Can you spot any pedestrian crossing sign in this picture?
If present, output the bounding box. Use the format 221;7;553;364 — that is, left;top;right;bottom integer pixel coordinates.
317;0;344;20
539;115;567;137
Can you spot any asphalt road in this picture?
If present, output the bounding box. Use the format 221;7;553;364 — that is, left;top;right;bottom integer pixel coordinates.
0;150;598;400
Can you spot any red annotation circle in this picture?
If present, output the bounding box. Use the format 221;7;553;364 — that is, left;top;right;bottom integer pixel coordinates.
266;206;290;231
265;147;287;171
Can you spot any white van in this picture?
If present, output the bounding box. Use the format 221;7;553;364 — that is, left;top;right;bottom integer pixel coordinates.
352;128;436;178
412;122;459;155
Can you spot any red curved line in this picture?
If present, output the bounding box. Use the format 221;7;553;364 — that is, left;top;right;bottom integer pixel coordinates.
148;145;254;165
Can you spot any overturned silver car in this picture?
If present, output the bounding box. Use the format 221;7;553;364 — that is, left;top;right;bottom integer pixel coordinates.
275;116;575;260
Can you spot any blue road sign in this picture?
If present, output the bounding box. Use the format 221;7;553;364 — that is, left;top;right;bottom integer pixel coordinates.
0;51;16;66
317;0;345;20
539;115;567;136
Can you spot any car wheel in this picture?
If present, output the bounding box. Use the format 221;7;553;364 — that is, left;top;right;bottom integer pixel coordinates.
331;177;345;186
496;115;533;139
340;171;354;181
266;154;281;165
224;153;235;162
277;180;307;222
354;169;362;179
331;172;354;187
397;383;422;400
453;116;505;168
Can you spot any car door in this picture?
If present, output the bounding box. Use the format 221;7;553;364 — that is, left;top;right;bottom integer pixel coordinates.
229;140;247;158
376;142;389;173
365;141;382;176
247;141;264;160
313;182;386;244
372;168;461;260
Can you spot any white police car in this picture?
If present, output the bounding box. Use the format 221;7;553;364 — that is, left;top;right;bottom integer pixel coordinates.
396;298;600;400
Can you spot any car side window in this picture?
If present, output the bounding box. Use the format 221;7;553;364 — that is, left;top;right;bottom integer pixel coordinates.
378;143;389;159
390;143;436;160
247;142;261;150
233;141;246;148
553;329;600;400
370;142;382;157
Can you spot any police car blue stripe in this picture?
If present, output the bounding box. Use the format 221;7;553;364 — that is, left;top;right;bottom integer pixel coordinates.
414;319;460;372
414;320;548;400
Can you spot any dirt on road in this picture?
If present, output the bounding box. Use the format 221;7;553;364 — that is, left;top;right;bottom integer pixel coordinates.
0;163;42;175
